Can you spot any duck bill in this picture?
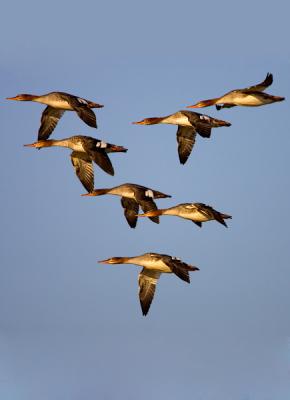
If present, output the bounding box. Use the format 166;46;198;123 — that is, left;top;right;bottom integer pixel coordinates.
6;96;17;100
81;192;95;196
23;143;37;147
186;104;201;108
98;259;112;264
132;120;145;125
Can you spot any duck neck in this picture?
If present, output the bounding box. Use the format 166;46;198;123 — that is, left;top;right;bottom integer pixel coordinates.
114;257;132;264
39;139;71;149
21;94;40;101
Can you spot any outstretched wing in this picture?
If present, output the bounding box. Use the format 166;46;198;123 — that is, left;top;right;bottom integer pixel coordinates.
138;269;161;316
195;203;228;227
138;198;159;224
68;97;97;128
163;256;195;283
90;151;114;176
38;106;65;140
241;73;273;93
81;139;114;176
70;151;94;192
176;126;197;164
120;197;139;228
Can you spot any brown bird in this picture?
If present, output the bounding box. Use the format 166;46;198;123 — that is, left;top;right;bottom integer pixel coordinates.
138;202;232;228
7;91;103;139
24;135;127;192
82;183;171;228
133;110;231;164
99;253;199;316
187;73;285;110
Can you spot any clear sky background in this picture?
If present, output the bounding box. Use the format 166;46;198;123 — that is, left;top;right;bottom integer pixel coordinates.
1;1;290;399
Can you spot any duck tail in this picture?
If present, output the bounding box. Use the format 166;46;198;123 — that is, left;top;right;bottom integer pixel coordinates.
211;117;232;127
214;212;232;228
153;190;171;199
107;144;128;153
221;213;232;220
88;101;104;108
187;97;220;108
187;265;200;272
272;95;285;102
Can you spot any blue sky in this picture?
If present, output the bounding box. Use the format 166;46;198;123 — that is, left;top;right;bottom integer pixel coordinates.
1;1;290;399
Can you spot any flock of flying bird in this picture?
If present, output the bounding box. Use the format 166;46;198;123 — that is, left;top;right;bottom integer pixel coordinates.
7;73;285;315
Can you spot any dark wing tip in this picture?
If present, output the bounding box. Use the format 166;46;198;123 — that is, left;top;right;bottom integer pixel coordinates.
140;302;150;316
266;72;273;85
179;157;188;165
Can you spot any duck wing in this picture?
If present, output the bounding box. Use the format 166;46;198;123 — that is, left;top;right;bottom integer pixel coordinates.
241;73;273;93
90;151;114;176
70;151;94;192
196;123;212;138
176;126;197;164
81;140;114;176
121;198;139;228
38;106;65;140
68;97;97;128
195;203;228;227
164;256;197;283
138;269;161;316
135;191;160;224
167;260;191;283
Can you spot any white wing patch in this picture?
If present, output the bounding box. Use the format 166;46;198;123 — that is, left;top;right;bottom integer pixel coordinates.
172;256;181;261
77;97;88;105
145;189;154;198
96;140;108;148
200;115;210;121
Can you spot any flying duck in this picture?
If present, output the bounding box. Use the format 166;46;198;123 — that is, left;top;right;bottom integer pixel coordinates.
138;202;232;227
99;253;199;316
187;73;285;110
7;92;103;139
133;110;231;164
24;135;127;192
82;183;171;228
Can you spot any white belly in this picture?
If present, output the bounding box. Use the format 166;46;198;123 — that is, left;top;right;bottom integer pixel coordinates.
138;259;172;273
111;187;135;198
178;209;212;222
36;97;73;110
235;95;265;106
162;114;191;126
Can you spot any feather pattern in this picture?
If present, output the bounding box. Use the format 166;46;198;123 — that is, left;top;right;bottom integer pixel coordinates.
176;126;197;164
38;107;65;140
138;269;161;316
121;198;139;228
70;151;94;192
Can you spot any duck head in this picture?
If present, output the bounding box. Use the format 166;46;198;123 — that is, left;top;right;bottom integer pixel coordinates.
132;117;164;125
6;94;38;101
98;257;130;265
24;140;54;148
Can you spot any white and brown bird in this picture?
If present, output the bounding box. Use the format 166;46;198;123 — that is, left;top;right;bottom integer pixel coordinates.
24;135;127;192
187;73;285;110
133;110;231;164
82;183;171;228
99;253;199;316
138;202;232;228
7;91;103;139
